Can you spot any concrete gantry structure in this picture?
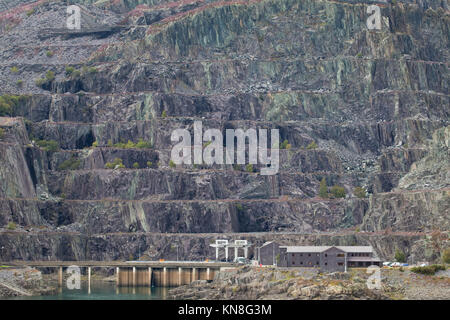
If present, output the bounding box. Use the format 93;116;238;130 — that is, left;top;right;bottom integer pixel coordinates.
209;239;229;261
228;240;251;261
209;239;252;262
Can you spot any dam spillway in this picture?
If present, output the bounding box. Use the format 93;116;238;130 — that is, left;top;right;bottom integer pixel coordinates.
3;261;235;288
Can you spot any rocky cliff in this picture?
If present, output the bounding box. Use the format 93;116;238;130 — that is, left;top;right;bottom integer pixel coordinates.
0;0;448;263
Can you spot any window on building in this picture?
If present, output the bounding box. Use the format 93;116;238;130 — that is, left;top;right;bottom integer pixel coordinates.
325;263;327;266
292;261;295;265
308;253;311;257
292;253;295;257
316;261;319;265
338;262;343;266
300;262;303;265
337;253;345;257
325;254;327;257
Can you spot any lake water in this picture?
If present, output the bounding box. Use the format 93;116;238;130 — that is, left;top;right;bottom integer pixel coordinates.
5;281;170;300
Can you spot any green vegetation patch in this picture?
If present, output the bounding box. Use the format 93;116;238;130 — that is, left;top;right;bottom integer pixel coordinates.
36;139;59;152
330;185;346;198
35;70;55;88
58;157;81;171
442;248;450;264
306;141;318;149
395;249;406;263
319;177;328;198
65;66;75;76
105;158;125;169
411;265;446;275
280;139;291;149
0;94;28;116
7;221;16;230
112;139;152;149
353;186;367;198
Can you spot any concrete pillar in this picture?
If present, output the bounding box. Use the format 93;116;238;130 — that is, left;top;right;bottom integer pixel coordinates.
87;267;91;294
215;247;219;260
192;267;196;282
234;247;238;261
225;247;228;261
178;267;182;286
116;267;120;286
58;267;63;287
163;267;167;287
148;267;152;287
244;247;248;259
132;267;136;287
207;267;210;280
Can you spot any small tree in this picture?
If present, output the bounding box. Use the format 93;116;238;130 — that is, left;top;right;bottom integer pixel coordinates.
395;249;406;263
105;158;124;169
245;164;253;173
0;128;4;139
319;177;328;198
36;139;59;152
354;186;367;198
45;70;55;81
161;110;167;118
136;138;151;149
330;185;346;198
7;222;16;230
280;139;289;149
306;141;318;150
65;66;75;76
147;161;153;168
133;162;139;169
442;248;450;264
169;160;176;168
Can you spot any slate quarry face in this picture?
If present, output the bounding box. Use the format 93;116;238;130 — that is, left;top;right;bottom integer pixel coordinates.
0;0;448;263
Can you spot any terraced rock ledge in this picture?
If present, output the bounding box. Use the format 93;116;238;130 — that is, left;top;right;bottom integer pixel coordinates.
0;0;448;266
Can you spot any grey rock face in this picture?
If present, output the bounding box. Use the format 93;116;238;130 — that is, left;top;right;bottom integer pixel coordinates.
0;0;448;263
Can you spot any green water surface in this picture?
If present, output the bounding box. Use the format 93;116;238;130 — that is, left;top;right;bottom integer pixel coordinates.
4;281;169;300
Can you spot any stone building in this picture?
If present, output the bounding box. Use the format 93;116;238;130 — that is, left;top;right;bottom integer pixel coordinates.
257;243;382;272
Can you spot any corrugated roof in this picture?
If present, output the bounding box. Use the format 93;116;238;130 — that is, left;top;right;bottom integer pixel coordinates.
280;246;331;253
347;256;381;262
336;246;374;253
279;246;374;253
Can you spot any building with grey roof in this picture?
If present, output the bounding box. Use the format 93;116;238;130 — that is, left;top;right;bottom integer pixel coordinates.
256;243;382;272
